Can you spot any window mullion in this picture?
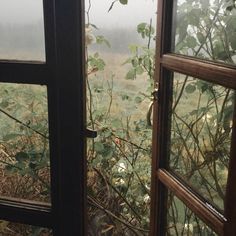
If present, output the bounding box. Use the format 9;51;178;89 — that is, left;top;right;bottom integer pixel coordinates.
0;63;48;85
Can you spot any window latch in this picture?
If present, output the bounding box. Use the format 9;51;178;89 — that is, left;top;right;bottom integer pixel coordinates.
85;128;97;138
146;86;159;126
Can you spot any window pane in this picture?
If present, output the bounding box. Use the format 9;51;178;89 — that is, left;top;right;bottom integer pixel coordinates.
0;83;50;202
0;220;52;235
166;193;217;235
169;72;234;212
172;0;236;65
0;0;45;61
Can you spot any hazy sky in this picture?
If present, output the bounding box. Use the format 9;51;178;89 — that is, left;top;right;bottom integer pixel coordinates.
0;0;157;27
0;0;44;24
86;0;157;28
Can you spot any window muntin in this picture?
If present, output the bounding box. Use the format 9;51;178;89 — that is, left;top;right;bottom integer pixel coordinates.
172;0;236;65
0;83;50;203
0;0;45;61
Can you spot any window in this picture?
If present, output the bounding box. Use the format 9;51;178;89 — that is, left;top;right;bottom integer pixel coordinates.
150;0;236;235
1;0;236;235
0;0;86;235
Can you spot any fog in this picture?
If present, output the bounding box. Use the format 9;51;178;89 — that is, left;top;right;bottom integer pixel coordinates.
0;0;44;24
0;0;157;60
0;0;157;26
86;0;157;53
86;0;157;28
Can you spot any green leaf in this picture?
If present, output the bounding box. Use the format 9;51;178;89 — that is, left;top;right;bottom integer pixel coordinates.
94;142;104;153
128;44;138;54
15;152;29;162
96;35;111;48
188;13;200;26
111;118;122;128
29;162;37;169
197;32;205;44
135;96;142;104
126;69;136;80
90;24;98;29
121;94;131;101
131;58;139;67
185;84;196;94
137;23;147;33
102;130;112;138
5;165;14;172
3;133;21;141
136;66;144;75
186;36;197;48
144;57;152;68
119;0;128;5
0;100;9;108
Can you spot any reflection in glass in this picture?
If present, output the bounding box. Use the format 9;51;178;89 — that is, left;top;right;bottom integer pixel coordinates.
0;83;50;202
170;73;234;212
172;0;236;65
0;220;52;236
166;193;217;236
0;0;45;61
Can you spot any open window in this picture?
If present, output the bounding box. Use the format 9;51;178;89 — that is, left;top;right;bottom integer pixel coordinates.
150;0;236;235
1;0;236;235
0;0;86;235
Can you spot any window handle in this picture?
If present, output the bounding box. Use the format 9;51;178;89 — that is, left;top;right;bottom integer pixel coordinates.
85;128;97;138
146;87;158;126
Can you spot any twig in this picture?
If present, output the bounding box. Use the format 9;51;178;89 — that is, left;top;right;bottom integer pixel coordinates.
0;108;48;139
88;195;149;233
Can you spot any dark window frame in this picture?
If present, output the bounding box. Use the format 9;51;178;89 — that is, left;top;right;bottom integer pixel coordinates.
150;0;236;235
0;0;87;235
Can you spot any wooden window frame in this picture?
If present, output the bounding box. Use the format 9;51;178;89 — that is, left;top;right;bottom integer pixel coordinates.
150;0;236;235
0;0;87;235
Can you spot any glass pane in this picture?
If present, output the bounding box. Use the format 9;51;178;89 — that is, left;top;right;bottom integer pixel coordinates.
166;193;217;235
0;0;45;61
172;0;236;65
86;0;157;234
170;72;234;212
0;220;52;235
0;83;50;202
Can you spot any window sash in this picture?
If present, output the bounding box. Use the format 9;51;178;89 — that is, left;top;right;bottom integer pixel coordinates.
0;0;87;235
150;0;236;235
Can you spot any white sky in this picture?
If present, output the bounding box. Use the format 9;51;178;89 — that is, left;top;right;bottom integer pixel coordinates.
86;0;157;28
0;0;44;24
0;0;157;27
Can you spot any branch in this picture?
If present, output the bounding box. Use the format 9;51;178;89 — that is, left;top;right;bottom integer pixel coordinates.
0;107;48;139
88;195;149;233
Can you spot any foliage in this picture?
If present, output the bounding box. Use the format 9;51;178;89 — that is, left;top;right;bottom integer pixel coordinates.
0;0;235;235
86;0;236;235
167;0;236;234
85;7;154;235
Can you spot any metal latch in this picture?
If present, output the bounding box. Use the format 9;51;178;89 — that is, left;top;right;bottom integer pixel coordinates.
85;128;97;138
146;86;159;126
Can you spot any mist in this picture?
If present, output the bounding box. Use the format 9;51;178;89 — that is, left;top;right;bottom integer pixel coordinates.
86;0;157;28
0;0;157;60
